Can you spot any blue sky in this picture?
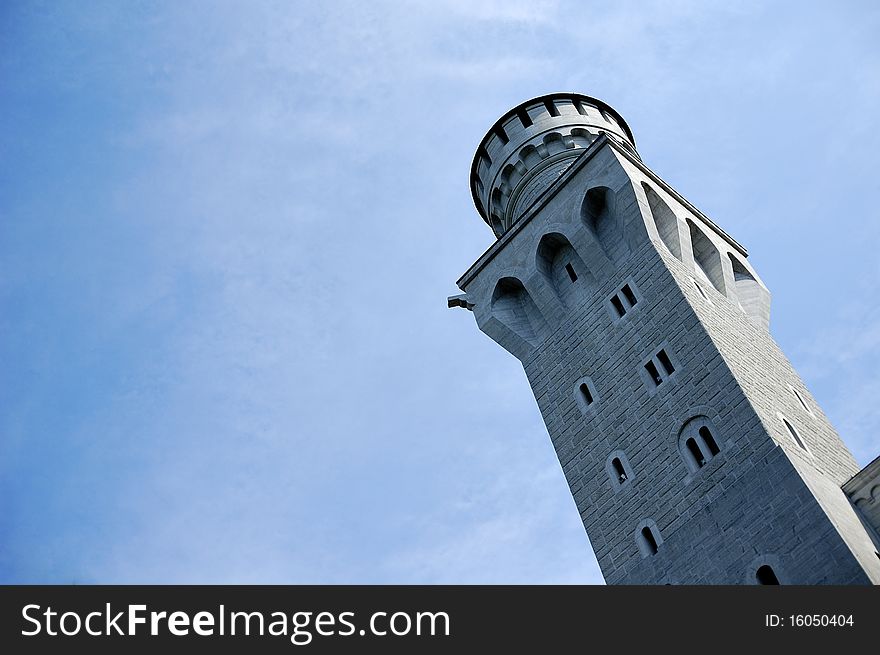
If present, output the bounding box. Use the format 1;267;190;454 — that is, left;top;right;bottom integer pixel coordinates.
1;1;878;583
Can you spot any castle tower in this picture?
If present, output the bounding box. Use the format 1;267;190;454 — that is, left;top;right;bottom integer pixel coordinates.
450;93;880;584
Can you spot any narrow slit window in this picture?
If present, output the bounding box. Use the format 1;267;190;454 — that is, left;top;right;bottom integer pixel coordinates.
517;109;533;128
686;437;705;468
573;100;587;116
756;565;780;585
579;383;593;405
645;361;662;386
699;426;720;456
782;418;807;451
693;279;710;302
611;295;626;318
612;458;627;483
621;284;637;307
494;126;509;145
641;527;659;555
565;263;578;282
657;349;675;375
791;387;811;415
544;99;560;117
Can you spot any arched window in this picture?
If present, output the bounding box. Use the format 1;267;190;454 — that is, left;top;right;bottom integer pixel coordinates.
612;458;627;482
686;437;705;468
642;183;682;260
728;253;770;329
574;377;599;414
490;277;545;344
606;450;634;491
582;187;629;264
579;383;593;405
699;426;720;456
687;220;726;295
636;520;662;557
678;416;723;473
536;232;594;307
756;565;780;585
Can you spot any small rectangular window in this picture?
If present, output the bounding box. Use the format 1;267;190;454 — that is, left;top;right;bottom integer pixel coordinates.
565;263;578;282
608;282;641;322
645;361;662;386
657;349;675;375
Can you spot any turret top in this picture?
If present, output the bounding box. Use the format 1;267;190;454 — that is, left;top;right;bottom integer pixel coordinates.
470;93;636;237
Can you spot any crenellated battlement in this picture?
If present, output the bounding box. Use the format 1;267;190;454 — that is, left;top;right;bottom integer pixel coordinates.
470;93;636;238
452;92;880;585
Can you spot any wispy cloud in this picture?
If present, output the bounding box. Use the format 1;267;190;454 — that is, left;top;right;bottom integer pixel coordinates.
2;0;879;584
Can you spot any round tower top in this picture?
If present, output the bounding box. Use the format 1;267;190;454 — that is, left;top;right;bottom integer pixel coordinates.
470;93;636;237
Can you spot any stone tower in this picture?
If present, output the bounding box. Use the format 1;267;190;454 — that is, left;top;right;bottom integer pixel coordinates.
450;93;880;584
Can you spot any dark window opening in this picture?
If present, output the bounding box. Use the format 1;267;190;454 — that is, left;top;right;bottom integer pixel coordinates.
641;527;659;555
792;388;810;414
611;296;626;318
756;565;780;585
621;284;637;307
783;418;807;451
699;426;720;456
517;109;533;128
494;126;509;145
657;349;675;375
565;263;578;282
579;383;593;405
686;437;706;468
612;457;627;483
573;99;587;116
544;99;560;117
645;361;662;386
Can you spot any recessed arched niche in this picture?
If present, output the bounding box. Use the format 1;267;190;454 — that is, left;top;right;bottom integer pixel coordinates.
687;220;726;295
642;183;682;260
677;415;723;474
490;277;546;345
728;253;770;328
581;186;629;264
536;233;594;307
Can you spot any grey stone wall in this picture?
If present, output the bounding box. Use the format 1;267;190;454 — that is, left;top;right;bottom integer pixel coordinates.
843;456;880;552
456;132;879;584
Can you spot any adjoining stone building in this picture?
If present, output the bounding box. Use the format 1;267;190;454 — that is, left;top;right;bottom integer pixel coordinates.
450;93;880;584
